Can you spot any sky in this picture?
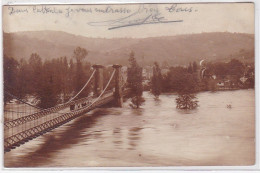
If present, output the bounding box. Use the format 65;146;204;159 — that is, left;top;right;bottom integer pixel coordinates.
3;3;255;38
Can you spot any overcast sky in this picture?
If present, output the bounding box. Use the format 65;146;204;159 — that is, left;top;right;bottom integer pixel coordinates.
3;3;254;38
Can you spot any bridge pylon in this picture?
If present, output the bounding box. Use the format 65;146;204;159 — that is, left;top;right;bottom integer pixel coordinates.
92;64;104;97
113;64;123;107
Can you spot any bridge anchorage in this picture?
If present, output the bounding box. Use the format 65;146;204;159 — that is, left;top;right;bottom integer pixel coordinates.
4;64;129;153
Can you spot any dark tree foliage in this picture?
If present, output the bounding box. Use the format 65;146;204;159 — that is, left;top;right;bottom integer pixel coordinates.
3;47;96;109
16;59;30;99
73;47;90;98
58;57;70;101
187;63;193;74
151;62;162;98
3;55;18;104
68;59;75;94
73;47;88;63
207;59;245;79
160;65;199;110
28;53;43;94
193;61;198;72
211;62;229;79
130;96;145;109
127;51;145;108
174;74;199;110
227;59;244;77
37;60;59;108
162;66;198;93
176;94;198;109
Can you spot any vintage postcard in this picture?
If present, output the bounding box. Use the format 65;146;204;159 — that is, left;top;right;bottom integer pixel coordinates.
2;2;255;168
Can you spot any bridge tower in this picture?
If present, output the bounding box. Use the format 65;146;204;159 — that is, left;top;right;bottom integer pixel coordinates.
92;64;104;97
113;64;123;107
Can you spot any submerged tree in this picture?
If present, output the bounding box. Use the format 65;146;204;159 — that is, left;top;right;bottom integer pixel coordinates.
130;96;145;109
127;51;145;108
174;71;199;110
176;94;198;109
151;62;162;99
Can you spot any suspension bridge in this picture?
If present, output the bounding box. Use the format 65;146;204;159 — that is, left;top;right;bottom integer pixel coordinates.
4;64;130;153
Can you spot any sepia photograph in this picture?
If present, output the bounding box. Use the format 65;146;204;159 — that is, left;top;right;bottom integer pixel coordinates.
2;2;256;167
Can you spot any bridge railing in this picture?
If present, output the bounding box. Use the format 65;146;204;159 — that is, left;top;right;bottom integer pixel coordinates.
4;91;115;152
4;68;128;152
4;95;94;130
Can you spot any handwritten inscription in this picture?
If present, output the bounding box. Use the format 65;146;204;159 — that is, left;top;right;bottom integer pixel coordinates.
33;6;63;14
88;5;189;30
94;6;132;14
165;4;195;13
88;5;184;30
7;5;134;17
65;7;93;17
8;7;28;15
6;4;198;30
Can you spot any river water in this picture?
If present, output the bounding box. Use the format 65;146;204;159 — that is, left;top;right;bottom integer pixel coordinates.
4;89;255;167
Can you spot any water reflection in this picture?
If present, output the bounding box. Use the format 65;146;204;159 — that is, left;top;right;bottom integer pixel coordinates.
113;128;122;149
130;107;144;116
176;108;199;115
128;127;143;150
5;109;108;167
154;97;162;106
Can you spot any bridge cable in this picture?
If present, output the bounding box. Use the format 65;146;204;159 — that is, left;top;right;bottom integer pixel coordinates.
70;69;116;113
4;70;114;131
4;89;43;110
66;69;96;103
93;69;115;102
4;70;116;148
4;69;96;123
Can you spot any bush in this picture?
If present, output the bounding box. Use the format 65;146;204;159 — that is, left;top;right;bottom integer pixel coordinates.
176;94;198;110
129;96;145;109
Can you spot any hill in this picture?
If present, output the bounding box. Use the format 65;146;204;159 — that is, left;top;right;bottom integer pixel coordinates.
3;31;254;66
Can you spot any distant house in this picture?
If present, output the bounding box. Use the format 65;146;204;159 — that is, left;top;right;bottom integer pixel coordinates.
217;81;225;87
240;76;248;83
142;66;153;80
161;68;170;76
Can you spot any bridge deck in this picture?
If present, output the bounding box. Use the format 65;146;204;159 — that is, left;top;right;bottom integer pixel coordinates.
4;92;114;152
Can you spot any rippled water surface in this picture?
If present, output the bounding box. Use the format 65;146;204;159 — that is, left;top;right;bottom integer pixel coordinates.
4;90;255;167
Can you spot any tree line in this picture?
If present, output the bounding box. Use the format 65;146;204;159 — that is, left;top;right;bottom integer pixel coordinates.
123;51;255;109
4;47;113;108
150;58;254;109
4;47;254;110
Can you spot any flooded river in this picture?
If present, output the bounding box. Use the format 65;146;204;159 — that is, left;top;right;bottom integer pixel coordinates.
4;89;255;167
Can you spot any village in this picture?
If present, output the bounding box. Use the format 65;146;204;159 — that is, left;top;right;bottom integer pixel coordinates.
139;59;255;92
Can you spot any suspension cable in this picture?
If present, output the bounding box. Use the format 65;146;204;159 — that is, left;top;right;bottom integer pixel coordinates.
4;69;115;127
4;69;96;119
66;69;96;103
69;69;116;113
4;110;29;114
4;90;43;110
92;69;115;103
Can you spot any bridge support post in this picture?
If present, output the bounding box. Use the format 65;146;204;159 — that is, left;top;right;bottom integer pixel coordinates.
92;64;104;97
113;64;123;107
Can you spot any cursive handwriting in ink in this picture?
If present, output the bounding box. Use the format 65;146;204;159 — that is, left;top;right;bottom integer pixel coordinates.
8;7;29;15
165;4;195;13
65;7;92;17
32;6;63;14
94;6;132;14
88;5;183;30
